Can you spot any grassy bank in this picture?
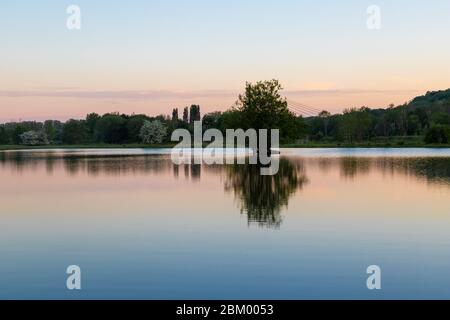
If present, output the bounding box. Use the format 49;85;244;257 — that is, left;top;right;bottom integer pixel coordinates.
283;135;450;148
281;142;450;148
1;142;450;151
0;143;178;151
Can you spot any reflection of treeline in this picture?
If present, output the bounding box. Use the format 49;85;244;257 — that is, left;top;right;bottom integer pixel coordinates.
3;152;449;187
0;152;209;181
308;157;450;184
2;152;449;227
0;153;173;176
0;152;309;228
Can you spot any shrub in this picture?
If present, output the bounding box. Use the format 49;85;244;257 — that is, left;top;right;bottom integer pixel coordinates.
424;125;450;144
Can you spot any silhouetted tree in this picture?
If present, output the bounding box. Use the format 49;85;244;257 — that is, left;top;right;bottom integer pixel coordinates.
235;79;303;147
425;125;450;144
126;114;150;142
319;110;331;137
93;113;127;143
62;120;88;144
85;113;100;141
189;105;201;124
172;108;179;122
183;107;189;123
0;126;9;144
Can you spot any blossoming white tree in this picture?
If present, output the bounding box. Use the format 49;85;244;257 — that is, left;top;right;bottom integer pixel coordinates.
139;120;167;144
20;131;49;145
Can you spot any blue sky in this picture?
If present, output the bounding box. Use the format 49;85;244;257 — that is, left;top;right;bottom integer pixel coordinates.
1;0;450;120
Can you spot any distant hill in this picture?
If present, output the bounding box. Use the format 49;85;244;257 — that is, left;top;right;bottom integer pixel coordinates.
408;89;450;111
304;88;450;144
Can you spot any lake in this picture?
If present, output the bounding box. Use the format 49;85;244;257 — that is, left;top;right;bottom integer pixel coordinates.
0;148;449;299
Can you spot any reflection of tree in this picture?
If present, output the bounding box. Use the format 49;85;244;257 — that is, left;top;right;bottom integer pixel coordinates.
317;158;333;173
178;163;201;181
191;164;201;181
337;157;450;185
173;164;179;178
339;157;371;179
0;152;176;176
64;157;82;175
224;158;308;228
0;151;34;173
45;156;55;174
388;158;450;185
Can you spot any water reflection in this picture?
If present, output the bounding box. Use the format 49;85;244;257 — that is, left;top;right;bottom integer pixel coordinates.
1;150;450;229
339;157;372;179
1;149;450;299
224;159;308;228
0;151;173;176
336;157;450;185
3;151;449;183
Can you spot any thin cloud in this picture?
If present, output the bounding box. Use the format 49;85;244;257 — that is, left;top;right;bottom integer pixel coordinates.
284;89;422;96
0;89;238;100
0;88;423;100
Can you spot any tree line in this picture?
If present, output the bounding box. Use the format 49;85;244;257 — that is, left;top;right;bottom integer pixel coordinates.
0;105;201;146
306;89;450;144
0;80;305;146
0;81;449;146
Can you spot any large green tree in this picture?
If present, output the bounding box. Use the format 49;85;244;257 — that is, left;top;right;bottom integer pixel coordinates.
62;120;88;144
126;114;151;142
236;79;289;129
235;79;304;145
0;126;9;144
93;113;127;143
85;113;100;141
189;105;201;124
182;107;189;123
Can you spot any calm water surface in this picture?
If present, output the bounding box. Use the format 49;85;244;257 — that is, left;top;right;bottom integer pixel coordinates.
0;148;450;299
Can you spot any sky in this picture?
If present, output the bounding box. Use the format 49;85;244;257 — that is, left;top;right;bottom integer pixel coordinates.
1;0;450;122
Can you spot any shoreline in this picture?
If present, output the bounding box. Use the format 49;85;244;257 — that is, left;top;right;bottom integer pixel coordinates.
1;143;450;151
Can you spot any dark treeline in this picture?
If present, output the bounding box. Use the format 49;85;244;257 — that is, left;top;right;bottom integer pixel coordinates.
0;105;202;146
306;89;450;144
1;82;450;146
0;80;306;146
